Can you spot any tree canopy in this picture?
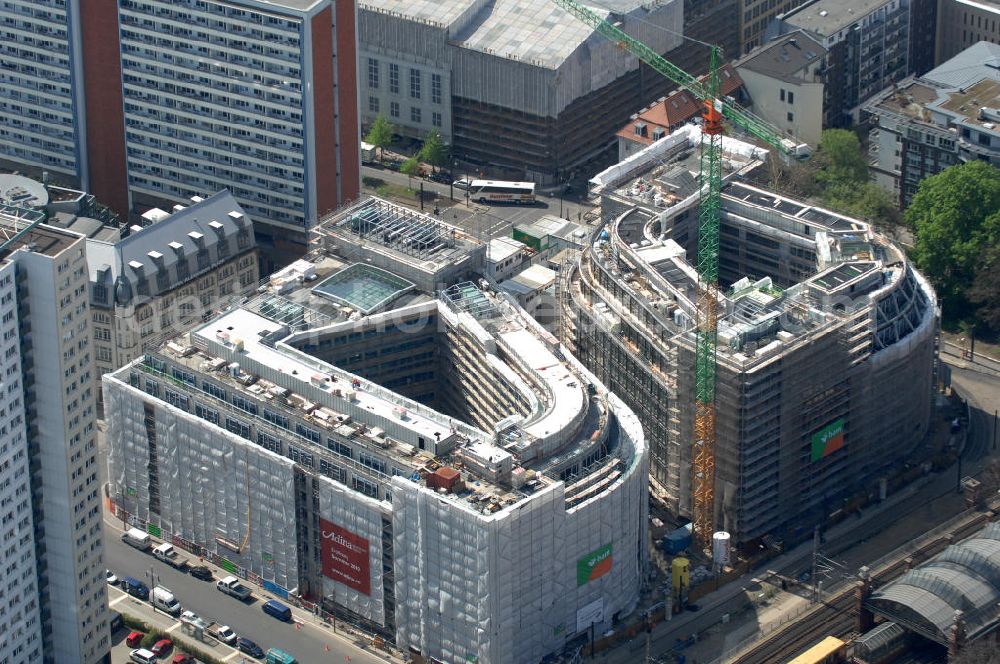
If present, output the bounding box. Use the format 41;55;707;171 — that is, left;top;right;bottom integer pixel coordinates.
811;129;900;228
400;155;420;187
419;130;449;172
968;244;1000;333
364;115;393;161
815;129;869;185
906;159;1000;324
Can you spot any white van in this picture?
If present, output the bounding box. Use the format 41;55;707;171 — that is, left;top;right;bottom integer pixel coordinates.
121;527;151;551
129;649;156;664
151;586;181;615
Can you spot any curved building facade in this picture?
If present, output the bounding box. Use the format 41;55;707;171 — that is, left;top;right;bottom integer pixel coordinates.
104;199;646;664
563;168;937;546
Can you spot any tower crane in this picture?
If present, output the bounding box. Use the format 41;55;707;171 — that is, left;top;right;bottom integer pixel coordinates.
552;0;809;551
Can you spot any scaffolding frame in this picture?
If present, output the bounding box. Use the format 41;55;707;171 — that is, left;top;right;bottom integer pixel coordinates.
335;198;457;260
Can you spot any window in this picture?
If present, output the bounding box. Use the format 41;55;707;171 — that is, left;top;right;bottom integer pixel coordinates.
787;91;794;104
411;106;421;124
262;409;289;429
288;445;314;468
201;381;226;400
319;459;344;483
780;88;785;102
432;112;442;128
389;63;399;94
195;403;219;425
409;68;421;99
367;57;379;89
390;101;399;118
368;96;379;113
359;451;387;474
164;390;189;411
257;431;282;454
232;394;258;415
787;111;794;122
353;476;379;498
431;73;442;104
225;417;251;440
295;423;320;444
327;438;352;458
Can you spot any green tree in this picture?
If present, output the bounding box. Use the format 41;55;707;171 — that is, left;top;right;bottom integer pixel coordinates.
364;114;393;163
905;160;1000;317
419;130;449;173
969;244;1000;333
815;128;869;185
400;156;420;188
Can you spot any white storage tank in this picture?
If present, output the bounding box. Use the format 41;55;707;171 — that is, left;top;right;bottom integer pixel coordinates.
712;531;731;567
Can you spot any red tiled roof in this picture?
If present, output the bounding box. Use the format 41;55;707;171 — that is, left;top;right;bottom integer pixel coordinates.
617;64;744;146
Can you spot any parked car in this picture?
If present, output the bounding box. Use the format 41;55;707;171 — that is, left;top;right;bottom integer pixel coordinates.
126;631;144;648
171;655;195;664
265;648;297;664
109;611;124;634
453;177;472;190
179;610;200;624
130;649;156;664
121;527;152;551
151;639;173;656
106;569;118;586
261;599;292;622
206;622;237;645
217;575;252;601
237;637;265;659
123;577;150;600
153;543;189;570
188;565;213;582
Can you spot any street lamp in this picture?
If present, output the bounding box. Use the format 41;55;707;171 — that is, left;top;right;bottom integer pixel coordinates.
147;567;158;613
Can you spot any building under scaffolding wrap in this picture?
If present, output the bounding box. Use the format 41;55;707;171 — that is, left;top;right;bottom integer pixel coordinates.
358;0;683;182
560;126;938;548
104;198;647;664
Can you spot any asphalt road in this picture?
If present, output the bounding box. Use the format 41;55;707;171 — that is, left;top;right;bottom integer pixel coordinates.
103;518;385;664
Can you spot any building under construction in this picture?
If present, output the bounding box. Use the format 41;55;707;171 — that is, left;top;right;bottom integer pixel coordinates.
560;127;938;548
358;0;683;182
104;197;647;664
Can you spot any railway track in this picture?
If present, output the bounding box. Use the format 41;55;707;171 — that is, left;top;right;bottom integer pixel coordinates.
729;508;996;663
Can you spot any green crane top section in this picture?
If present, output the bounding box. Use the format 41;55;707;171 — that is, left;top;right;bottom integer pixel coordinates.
551;0;810;158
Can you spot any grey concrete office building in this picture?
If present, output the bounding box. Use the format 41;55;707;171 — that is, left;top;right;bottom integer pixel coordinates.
358;0;682;182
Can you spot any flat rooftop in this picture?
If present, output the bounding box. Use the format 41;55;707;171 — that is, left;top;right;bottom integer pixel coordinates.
0;220;80;261
360;0;475;27
783;0;895;37
868;80;941;121
934;77;1000;123
193;307;455;445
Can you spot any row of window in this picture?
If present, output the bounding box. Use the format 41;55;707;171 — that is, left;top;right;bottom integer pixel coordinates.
368;96;442;127
367;59;442;104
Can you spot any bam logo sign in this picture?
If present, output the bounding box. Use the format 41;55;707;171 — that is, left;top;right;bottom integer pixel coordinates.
810;418;846;462
577;544;613;587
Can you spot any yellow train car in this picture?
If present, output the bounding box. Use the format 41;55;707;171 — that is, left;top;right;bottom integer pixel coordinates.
787;636;847;664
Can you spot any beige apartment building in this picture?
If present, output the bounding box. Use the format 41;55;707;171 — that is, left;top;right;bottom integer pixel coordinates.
86;191;260;381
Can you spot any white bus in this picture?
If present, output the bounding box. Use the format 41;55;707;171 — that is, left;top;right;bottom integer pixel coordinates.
469;180;536;204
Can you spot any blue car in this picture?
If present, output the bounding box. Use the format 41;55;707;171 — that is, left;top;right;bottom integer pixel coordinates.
122;577;149;600
237;637;264;659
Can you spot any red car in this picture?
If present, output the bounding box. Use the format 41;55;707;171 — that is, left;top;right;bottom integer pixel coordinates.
126;631;144;648
171;655;194;664
151;639;172;656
